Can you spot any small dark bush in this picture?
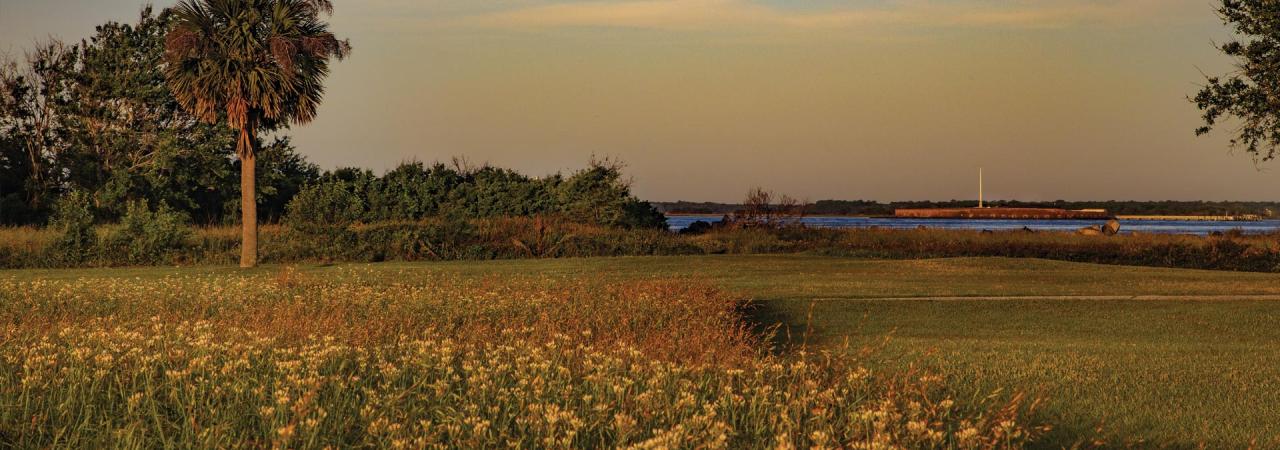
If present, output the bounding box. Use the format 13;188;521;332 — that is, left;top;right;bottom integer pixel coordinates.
680;220;714;235
619;198;669;229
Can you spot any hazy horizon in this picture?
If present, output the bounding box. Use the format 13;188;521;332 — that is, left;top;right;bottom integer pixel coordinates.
3;0;1277;203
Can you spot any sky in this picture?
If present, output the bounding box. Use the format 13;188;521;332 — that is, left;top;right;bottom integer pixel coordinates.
1;0;1274;202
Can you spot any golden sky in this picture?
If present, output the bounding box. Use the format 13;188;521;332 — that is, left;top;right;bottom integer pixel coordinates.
3;0;1276;202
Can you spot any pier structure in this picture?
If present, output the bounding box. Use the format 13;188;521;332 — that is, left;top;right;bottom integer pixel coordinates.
894;207;1112;220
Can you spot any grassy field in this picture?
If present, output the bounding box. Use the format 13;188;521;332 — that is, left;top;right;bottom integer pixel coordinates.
4;255;1280;447
0;256;1040;449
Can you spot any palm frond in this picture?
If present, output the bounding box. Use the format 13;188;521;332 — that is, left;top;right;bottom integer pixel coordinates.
162;0;348;139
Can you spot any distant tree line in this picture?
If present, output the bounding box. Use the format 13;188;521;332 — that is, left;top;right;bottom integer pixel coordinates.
657;200;1280;218
0;7;663;229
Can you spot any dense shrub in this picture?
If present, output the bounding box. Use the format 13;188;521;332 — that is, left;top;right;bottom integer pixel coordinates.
44;191;98;265
103;201;191;265
284;181;364;231
282;181;364;258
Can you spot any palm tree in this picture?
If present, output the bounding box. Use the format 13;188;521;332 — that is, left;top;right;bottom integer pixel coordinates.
164;0;349;267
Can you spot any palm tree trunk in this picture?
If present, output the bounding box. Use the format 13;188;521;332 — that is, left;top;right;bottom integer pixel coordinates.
239;127;258;268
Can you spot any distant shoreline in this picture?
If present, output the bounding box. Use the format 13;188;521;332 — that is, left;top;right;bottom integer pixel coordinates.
664;212;1275;222
655;200;1280;220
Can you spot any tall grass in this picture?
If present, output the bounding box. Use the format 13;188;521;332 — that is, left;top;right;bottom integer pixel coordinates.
0;226;55;256
0;271;754;364
0;270;1043;448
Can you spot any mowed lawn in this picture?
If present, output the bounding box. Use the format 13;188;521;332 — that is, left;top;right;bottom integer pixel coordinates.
8;255;1280;448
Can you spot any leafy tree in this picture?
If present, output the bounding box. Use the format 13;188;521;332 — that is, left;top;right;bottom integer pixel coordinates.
552;159;664;228
0;8;279;225
164;0;349;267
1193;0;1280;161
0;129;42;224
60;7;236;219
0;42;76;223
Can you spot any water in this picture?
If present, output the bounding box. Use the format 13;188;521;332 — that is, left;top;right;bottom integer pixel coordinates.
665;215;1280;235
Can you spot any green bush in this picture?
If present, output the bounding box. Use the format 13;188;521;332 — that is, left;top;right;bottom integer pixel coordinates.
105;201;191;265
45;191;98;265
283;181;364;258
285;181;365;231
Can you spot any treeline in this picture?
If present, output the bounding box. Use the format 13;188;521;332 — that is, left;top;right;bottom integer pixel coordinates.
0;7;661;229
7;218;1280;273
657;200;1280;217
287;159;665;229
